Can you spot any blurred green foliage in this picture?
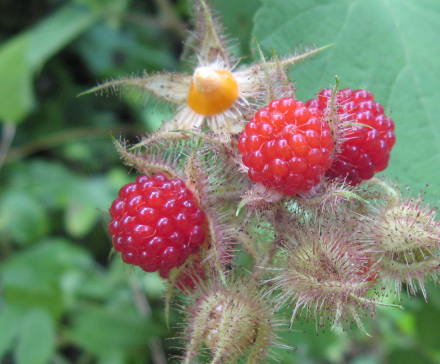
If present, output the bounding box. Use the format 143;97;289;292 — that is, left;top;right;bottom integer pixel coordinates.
0;0;439;363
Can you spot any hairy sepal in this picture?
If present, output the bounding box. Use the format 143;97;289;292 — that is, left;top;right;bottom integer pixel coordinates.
184;152;238;273
237;45;330;103
79;73;190;104
297;179;368;215
115;139;181;178
193;0;234;66
238;183;284;217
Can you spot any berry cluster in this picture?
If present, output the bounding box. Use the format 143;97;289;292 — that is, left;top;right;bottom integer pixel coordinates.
109;89;396;279
306;88;396;185
109;173;207;277
238;97;334;195
237;89;396;195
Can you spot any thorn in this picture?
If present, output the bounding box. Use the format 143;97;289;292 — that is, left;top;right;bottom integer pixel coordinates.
236;198;248;216
279;43;334;67
334;74;340;89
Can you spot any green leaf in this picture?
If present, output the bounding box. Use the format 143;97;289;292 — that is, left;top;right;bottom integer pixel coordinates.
1;239;95;317
75;23;176;75
66;304;161;359
414;301;440;353
97;353;125;364
253;0;440;203
70;177;115;212
0;4;97;123
0;190;49;245
7;160;114;237
273;314;346;362
0;38;32;124
65;201;100;238
350;355;381;364
387;348;435;364
64;176;115;236
211;0;261;57
15;310;55;364
9;160;76;209
0;305;23;359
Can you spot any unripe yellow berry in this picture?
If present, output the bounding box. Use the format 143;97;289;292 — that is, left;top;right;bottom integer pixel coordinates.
188;67;239;116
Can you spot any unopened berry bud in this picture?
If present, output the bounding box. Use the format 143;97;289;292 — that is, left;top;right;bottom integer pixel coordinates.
367;198;440;298
182;279;281;364
272;223;381;332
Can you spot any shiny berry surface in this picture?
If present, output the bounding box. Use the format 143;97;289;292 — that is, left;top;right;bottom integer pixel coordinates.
306;88;396;185
238;97;334;195
109;174;207;277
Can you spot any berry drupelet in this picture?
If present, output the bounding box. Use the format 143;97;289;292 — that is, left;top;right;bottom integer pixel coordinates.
109;173;207;277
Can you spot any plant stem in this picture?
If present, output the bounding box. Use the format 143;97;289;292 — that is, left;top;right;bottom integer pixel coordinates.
0;123;16;171
129;276;167;364
5;126;141;164
154;0;187;38
366;177;400;208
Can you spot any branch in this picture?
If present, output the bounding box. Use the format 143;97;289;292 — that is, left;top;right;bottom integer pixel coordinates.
0;123;16;171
